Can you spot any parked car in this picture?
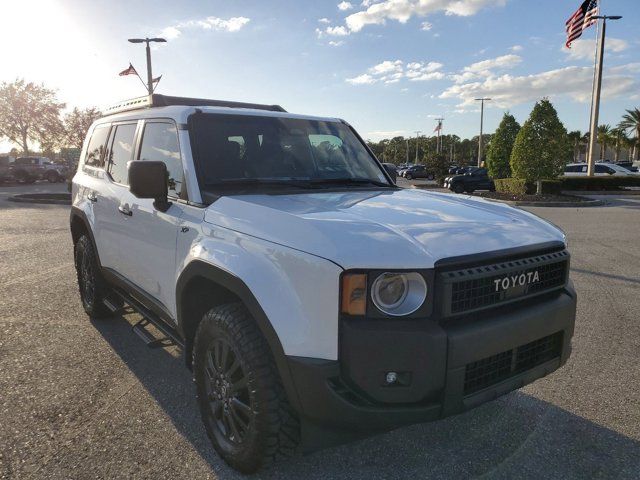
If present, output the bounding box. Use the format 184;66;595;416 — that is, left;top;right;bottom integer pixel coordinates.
443;166;479;186
11;156;68;183
446;167;495;194
403;164;434;180
563;162;639;177
608;161;638;173
0;156;13;182
447;165;460;174
381;162;397;183
70;94;575;473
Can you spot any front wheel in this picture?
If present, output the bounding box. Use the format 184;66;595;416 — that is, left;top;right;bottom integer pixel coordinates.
452;183;465;194
193;304;300;473
46;171;59;183
405;173;413;180
74;235;113;318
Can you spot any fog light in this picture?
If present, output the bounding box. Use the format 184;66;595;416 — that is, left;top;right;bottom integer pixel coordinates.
385;372;398;384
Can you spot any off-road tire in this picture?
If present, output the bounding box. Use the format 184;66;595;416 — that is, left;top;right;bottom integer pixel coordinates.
453;183;465;194
74;235;112;318
405;173;413;180
193;303;300;473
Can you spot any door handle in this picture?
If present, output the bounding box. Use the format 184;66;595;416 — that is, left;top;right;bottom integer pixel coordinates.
118;204;133;216
87;193;98;203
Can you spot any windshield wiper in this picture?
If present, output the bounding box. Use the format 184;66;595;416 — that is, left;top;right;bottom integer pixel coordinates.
205;178;314;189
307;178;392;188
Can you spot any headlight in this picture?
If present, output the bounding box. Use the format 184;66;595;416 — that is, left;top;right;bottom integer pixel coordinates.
371;272;427;316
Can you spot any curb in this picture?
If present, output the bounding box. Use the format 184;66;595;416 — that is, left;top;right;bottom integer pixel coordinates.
8;193;71;205
562;189;640;196
479;196;604;207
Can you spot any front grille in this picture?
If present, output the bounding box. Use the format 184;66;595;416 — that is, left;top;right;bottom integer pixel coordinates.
464;332;563;395
440;249;569;317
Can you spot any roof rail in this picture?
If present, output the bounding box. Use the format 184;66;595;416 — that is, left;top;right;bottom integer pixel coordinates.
104;94;286;116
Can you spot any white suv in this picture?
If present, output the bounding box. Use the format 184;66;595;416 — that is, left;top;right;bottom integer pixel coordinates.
70;94;577;473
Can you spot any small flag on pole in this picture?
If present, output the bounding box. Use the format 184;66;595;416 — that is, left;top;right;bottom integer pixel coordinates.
152;75;162;83
565;0;598;48
433;120;442;133
119;63;138;76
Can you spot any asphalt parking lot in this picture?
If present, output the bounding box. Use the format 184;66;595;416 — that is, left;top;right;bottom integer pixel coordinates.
1;183;639;479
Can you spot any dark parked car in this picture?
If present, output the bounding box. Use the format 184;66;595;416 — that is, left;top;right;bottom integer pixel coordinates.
10;156;67;183
446;167;495;194
381;163;397;183
0;156;13;182
403;164;434;180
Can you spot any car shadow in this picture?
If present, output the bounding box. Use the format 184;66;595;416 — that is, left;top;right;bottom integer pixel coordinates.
92;313;640;480
571;267;640;286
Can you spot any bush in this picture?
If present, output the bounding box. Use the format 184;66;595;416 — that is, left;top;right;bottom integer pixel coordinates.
486;113;520;179
495;178;529;195
495;178;564;195
559;176;640;191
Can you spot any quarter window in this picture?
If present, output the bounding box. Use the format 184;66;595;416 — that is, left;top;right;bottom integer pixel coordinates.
138;122;184;198
107;124;137;185
84;125;110;167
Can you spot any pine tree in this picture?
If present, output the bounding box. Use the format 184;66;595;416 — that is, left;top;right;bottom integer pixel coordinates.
510;99;572;183
486;113;520;179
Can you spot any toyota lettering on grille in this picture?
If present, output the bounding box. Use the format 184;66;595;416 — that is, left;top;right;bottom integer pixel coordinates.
494;271;540;292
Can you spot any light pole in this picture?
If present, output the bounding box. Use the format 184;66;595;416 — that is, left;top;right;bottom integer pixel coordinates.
414;131;422;163
586;15;622;176
128;37;167;95
475;98;491;167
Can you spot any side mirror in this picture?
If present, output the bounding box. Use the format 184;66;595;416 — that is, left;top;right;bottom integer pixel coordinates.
382;164;397;183
128;160;171;212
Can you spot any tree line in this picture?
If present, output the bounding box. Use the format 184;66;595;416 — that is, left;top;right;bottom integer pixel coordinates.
0;79;101;157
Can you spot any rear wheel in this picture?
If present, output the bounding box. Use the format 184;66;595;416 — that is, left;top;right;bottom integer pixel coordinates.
427;173;435;181
74;235;112;318
193;303;300;473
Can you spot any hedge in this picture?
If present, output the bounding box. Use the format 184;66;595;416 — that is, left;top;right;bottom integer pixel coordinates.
558;176;640;190
495;176;640;194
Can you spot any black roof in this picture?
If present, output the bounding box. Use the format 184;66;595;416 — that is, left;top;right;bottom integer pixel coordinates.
104;94;286;116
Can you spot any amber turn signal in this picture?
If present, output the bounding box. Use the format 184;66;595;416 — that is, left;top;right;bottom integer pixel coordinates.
341;273;367;316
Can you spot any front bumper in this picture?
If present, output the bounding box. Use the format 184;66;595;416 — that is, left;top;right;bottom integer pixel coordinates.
286;285;576;438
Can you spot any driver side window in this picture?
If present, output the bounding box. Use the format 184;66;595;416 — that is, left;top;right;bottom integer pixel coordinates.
138;122;184;198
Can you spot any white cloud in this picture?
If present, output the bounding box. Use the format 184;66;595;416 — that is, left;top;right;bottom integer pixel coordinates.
338;1;354;10
346;73;376;84
451;54;521;83
318;17;331;24
345;0;507;33
420;21;432;31
346;59;444;85
329;40;345;46
326;25;350;36
162;16;250;38
440;63;640;108
564;38;629;60
510;45;523;52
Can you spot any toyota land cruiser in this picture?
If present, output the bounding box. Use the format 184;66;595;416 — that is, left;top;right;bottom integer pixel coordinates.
70;94;576;473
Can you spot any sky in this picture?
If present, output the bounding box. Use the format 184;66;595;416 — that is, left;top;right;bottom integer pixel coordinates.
1;0;639;152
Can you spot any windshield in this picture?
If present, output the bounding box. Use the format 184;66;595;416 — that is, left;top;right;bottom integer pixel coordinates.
190;113;391;193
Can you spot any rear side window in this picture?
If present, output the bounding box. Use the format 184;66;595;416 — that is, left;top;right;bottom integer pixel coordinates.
84;125;110;167
138;122;184;198
107;124;137;185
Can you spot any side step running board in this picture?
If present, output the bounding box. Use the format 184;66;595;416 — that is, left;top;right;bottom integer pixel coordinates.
110;289;184;349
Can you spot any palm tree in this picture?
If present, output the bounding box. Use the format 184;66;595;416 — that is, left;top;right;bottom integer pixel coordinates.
597;124;612;160
618;108;640;161
610;127;629;162
567;130;582;162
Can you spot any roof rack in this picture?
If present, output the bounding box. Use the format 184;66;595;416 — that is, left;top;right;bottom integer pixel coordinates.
103;94;287;116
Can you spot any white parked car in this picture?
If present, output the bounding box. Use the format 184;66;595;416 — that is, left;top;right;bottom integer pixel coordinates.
563;162;639;177
70;94;576;473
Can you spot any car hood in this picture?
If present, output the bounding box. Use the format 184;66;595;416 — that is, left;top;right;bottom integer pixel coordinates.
203;188;564;269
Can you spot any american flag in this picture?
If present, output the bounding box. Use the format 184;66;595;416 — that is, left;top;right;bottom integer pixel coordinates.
119;63;138;76
565;0;598;48
433;120;442;133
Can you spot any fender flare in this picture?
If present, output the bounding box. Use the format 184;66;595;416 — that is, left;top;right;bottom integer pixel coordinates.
70;206;102;266
175;259;303;414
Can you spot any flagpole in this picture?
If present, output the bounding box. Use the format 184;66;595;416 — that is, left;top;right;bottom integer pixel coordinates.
586;14;622;176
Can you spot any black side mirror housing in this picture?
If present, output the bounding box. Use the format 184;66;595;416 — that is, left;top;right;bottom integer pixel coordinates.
128;160;171;212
